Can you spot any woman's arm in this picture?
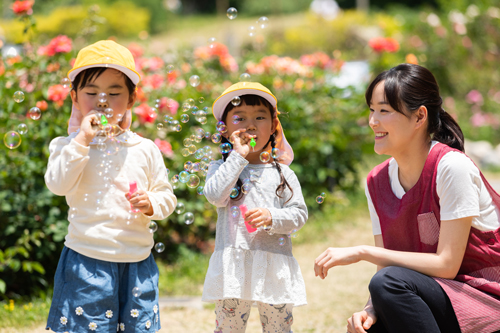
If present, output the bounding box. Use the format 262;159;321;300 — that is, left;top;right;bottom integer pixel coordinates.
314;217;472;279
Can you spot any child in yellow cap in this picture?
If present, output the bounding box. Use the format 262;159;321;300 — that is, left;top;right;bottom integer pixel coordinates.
44;40;176;332
202;82;308;332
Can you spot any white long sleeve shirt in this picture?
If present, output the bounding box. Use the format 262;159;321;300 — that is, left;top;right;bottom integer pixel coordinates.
45;130;176;262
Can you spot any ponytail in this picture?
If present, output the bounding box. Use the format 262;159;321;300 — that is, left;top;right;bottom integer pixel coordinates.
431;108;465;152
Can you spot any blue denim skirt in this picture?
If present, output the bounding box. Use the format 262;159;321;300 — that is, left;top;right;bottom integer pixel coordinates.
46;247;161;332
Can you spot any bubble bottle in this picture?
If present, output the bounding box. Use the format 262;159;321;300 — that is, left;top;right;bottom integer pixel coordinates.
129;181;140;213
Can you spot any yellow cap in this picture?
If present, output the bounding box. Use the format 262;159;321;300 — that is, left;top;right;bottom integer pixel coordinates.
212;81;294;165
68;40;140;85
212;82;277;121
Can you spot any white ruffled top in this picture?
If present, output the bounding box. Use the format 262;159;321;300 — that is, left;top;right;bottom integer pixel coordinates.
202;152;308;306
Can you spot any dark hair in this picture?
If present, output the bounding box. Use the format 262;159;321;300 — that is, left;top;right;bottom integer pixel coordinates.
365;63;464;152
220;94;294;203
71;67;136;95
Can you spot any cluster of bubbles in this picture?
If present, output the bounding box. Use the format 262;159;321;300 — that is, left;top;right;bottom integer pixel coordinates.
3;91;43;149
174;202;195;225
247;16;269;37
316;192;327;204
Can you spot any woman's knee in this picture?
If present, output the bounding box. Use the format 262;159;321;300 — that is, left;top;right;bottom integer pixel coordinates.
369;266;410;299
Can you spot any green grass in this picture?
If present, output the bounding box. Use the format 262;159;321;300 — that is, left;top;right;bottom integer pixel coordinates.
0;297;51;330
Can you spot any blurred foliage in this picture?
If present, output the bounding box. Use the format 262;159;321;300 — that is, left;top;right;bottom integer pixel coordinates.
0;2;150;43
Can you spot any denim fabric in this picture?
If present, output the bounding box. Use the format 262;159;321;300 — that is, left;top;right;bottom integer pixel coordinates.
46;247;161;332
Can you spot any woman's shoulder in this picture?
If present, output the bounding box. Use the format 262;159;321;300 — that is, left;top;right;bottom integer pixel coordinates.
438;150;479;177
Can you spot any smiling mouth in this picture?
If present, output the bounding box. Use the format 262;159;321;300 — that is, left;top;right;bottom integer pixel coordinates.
375;132;387;138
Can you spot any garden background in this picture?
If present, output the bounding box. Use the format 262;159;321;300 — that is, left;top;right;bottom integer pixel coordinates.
1;0;500;331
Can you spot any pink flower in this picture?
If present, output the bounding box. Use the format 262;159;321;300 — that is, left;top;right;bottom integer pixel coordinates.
138;57;164;72
142;74;164;90
12;0;34;15
466;90;483;105
219;54;238;73
36;100;48;111
134;103;157;123
47;84;70;107
37;35;72;56
154;139;174;158
159;97;178;115
127;43;143;58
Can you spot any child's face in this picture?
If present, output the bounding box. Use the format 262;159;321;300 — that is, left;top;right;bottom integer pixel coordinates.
70;68;136;125
224;102;278;154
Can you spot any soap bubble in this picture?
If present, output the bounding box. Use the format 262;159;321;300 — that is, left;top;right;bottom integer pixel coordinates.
3;131;21;149
239;73;251;82
230;188;239;199
198;97;205;104
189;75;200;87
148;221;158;233
231;206;240;218
321;192;326;197
181;148;190;157
97;142;107;152
171;175;179;186
175;202;185;214
184;212;195;225
196;186;204;195
60;77;71;88
154;242;165;253
211;133;222;143
316;195;324;204
28;107;41;120
104;108;114;119
219;143;232;154
194;149;205;160
248;26;256;37
179;171;190;183
232;115;241;124
227;7;237;19
13;91;24;103
69;207;78;219
257;16;269;29
216;121;227;133
278;237;285;246
271;148;281;159
188;145;197;154
186;98;195;108
187;174;200;188
260;151;271;163
184;161;193;172
132;287;142;297
241;182;251;194
167;64;175;73
98;92;107;103
231;96;241;106
183;138;192;147
157;123;164;130
17;124;28;135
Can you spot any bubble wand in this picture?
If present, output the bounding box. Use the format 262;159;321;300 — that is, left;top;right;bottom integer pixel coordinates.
239;204;257;233
249;138;256;152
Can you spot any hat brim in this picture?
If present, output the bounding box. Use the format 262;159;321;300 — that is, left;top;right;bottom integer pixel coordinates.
68;64;141;85
212;87;277;121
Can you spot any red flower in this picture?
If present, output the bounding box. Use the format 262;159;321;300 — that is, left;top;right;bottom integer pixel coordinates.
369;37;400;53
134;103;157;123
154;139;174;158
47;84;70;107
36;100;48;111
12;0;34;15
37;35;72;56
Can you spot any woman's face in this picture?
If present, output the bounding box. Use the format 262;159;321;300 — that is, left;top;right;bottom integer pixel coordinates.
71;68;136;125
368;81;419;157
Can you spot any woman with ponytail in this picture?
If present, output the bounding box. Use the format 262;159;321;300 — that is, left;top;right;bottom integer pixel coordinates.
314;64;500;333
202;82;308;332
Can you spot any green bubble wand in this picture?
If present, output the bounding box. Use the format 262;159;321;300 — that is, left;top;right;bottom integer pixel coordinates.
100;114;108;127
249;137;256;152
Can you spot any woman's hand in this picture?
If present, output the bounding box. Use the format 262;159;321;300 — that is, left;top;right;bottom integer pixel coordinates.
245;207;272;228
347;306;377;333
75;110;100;146
125;189;153;215
229;129;256;157
314;246;363;279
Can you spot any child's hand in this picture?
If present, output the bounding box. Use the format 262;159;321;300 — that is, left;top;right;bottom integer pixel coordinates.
125;189;153;215
75;110;100;146
229;129;256;157
245;207;272;228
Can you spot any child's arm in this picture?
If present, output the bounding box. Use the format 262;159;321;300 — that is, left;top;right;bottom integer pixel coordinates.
44;136;90;196
141;144;177;220
265;169;308;234
204;152;249;207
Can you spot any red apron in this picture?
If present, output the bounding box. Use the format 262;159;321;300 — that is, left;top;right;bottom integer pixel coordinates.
367;143;500;333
